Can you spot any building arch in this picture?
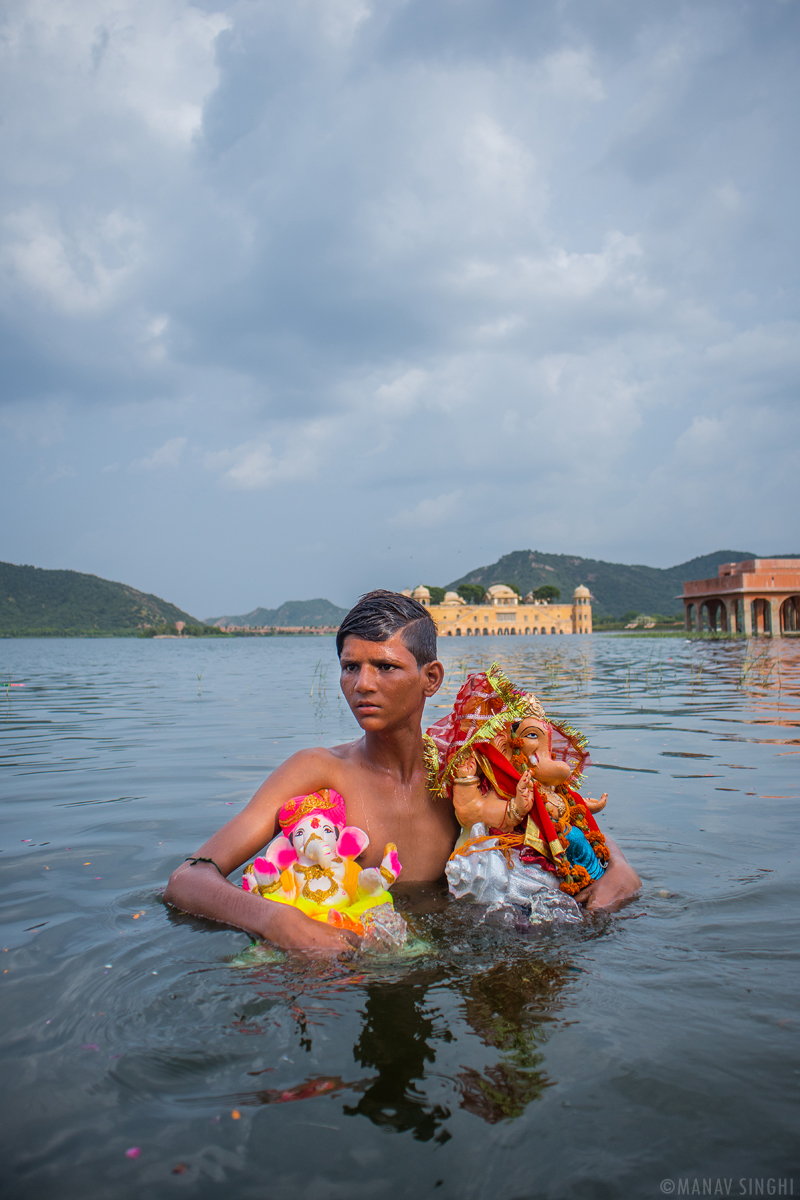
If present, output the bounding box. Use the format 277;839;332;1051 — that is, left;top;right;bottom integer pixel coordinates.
781;596;800;632
705;598;728;632
693;598;728;633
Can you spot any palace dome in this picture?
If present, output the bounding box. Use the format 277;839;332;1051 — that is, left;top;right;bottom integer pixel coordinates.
573;585;591;598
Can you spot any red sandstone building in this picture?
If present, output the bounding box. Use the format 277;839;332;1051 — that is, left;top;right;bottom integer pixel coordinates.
682;559;800;636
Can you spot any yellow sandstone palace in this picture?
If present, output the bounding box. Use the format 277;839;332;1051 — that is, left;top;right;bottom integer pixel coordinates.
400;584;593;636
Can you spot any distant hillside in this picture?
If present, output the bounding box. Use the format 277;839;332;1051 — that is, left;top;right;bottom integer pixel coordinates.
206;598;349;628
445;549;797;617
0;561;198;635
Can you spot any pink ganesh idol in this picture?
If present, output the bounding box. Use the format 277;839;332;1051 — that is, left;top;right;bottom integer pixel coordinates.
241;789;402;936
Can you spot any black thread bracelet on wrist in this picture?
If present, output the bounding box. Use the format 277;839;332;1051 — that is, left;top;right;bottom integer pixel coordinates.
184;856;227;877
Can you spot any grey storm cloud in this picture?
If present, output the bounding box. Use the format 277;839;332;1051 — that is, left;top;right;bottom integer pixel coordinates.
1;0;798;615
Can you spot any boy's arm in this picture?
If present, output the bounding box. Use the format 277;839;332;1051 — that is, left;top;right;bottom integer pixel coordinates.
164;861;357;950
163;748;357;952
574;837;641;912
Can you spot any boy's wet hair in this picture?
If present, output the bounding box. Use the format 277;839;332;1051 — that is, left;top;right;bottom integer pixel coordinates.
336;589;437;667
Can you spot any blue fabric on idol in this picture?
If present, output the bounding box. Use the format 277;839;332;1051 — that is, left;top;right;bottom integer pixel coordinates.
565;826;605;880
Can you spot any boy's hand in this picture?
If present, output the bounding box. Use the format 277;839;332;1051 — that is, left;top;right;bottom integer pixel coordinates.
574;838;641;913
262;902;361;954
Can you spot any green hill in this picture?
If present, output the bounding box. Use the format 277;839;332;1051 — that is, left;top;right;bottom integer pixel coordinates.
0;561;198;635
444;549;799;618
206;598;349;628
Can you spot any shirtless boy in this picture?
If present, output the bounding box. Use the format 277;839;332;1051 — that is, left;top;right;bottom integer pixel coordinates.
164;591;640;951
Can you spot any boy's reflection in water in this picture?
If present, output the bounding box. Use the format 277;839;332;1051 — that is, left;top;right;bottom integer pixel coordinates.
343;971;452;1142
343;953;569;1137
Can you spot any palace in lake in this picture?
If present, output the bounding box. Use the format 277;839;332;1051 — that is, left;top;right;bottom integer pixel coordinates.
401;583;592;636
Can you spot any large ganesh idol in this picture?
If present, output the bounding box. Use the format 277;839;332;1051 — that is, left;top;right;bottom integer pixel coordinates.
241;789;403;938
424;666;610;920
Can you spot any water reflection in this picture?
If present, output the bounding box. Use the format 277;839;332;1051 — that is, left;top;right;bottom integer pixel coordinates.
342;954;571;1134
438;636;800;716
344;970;453;1142
456;957;565;1123
347;950;573;1128
224;951;572;1138
238;1074;356;1106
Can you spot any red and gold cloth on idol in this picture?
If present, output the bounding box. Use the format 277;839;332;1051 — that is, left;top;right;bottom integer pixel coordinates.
424;665;589;793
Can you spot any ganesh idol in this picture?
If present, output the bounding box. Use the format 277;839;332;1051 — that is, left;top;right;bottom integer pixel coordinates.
241;788;403;938
424;665;610;916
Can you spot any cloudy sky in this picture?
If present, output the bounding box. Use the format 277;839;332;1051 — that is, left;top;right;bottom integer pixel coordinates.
2;0;798;618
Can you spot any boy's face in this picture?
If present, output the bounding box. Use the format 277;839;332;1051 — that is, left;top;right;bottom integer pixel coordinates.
339;630;443;733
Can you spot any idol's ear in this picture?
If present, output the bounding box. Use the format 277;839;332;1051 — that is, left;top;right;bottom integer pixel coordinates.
337;826;370;860
262;834;297;871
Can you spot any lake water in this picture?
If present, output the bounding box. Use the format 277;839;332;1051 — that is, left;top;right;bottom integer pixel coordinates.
1;634;798;1199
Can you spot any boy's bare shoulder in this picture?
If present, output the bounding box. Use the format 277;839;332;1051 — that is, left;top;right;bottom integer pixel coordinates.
326;739;363;761
278;741;361;773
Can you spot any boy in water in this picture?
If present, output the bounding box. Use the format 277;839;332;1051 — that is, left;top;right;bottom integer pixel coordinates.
164;591;640;950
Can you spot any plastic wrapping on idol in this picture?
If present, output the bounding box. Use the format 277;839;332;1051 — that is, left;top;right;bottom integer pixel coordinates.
446;823;582;924
359;903;409;952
